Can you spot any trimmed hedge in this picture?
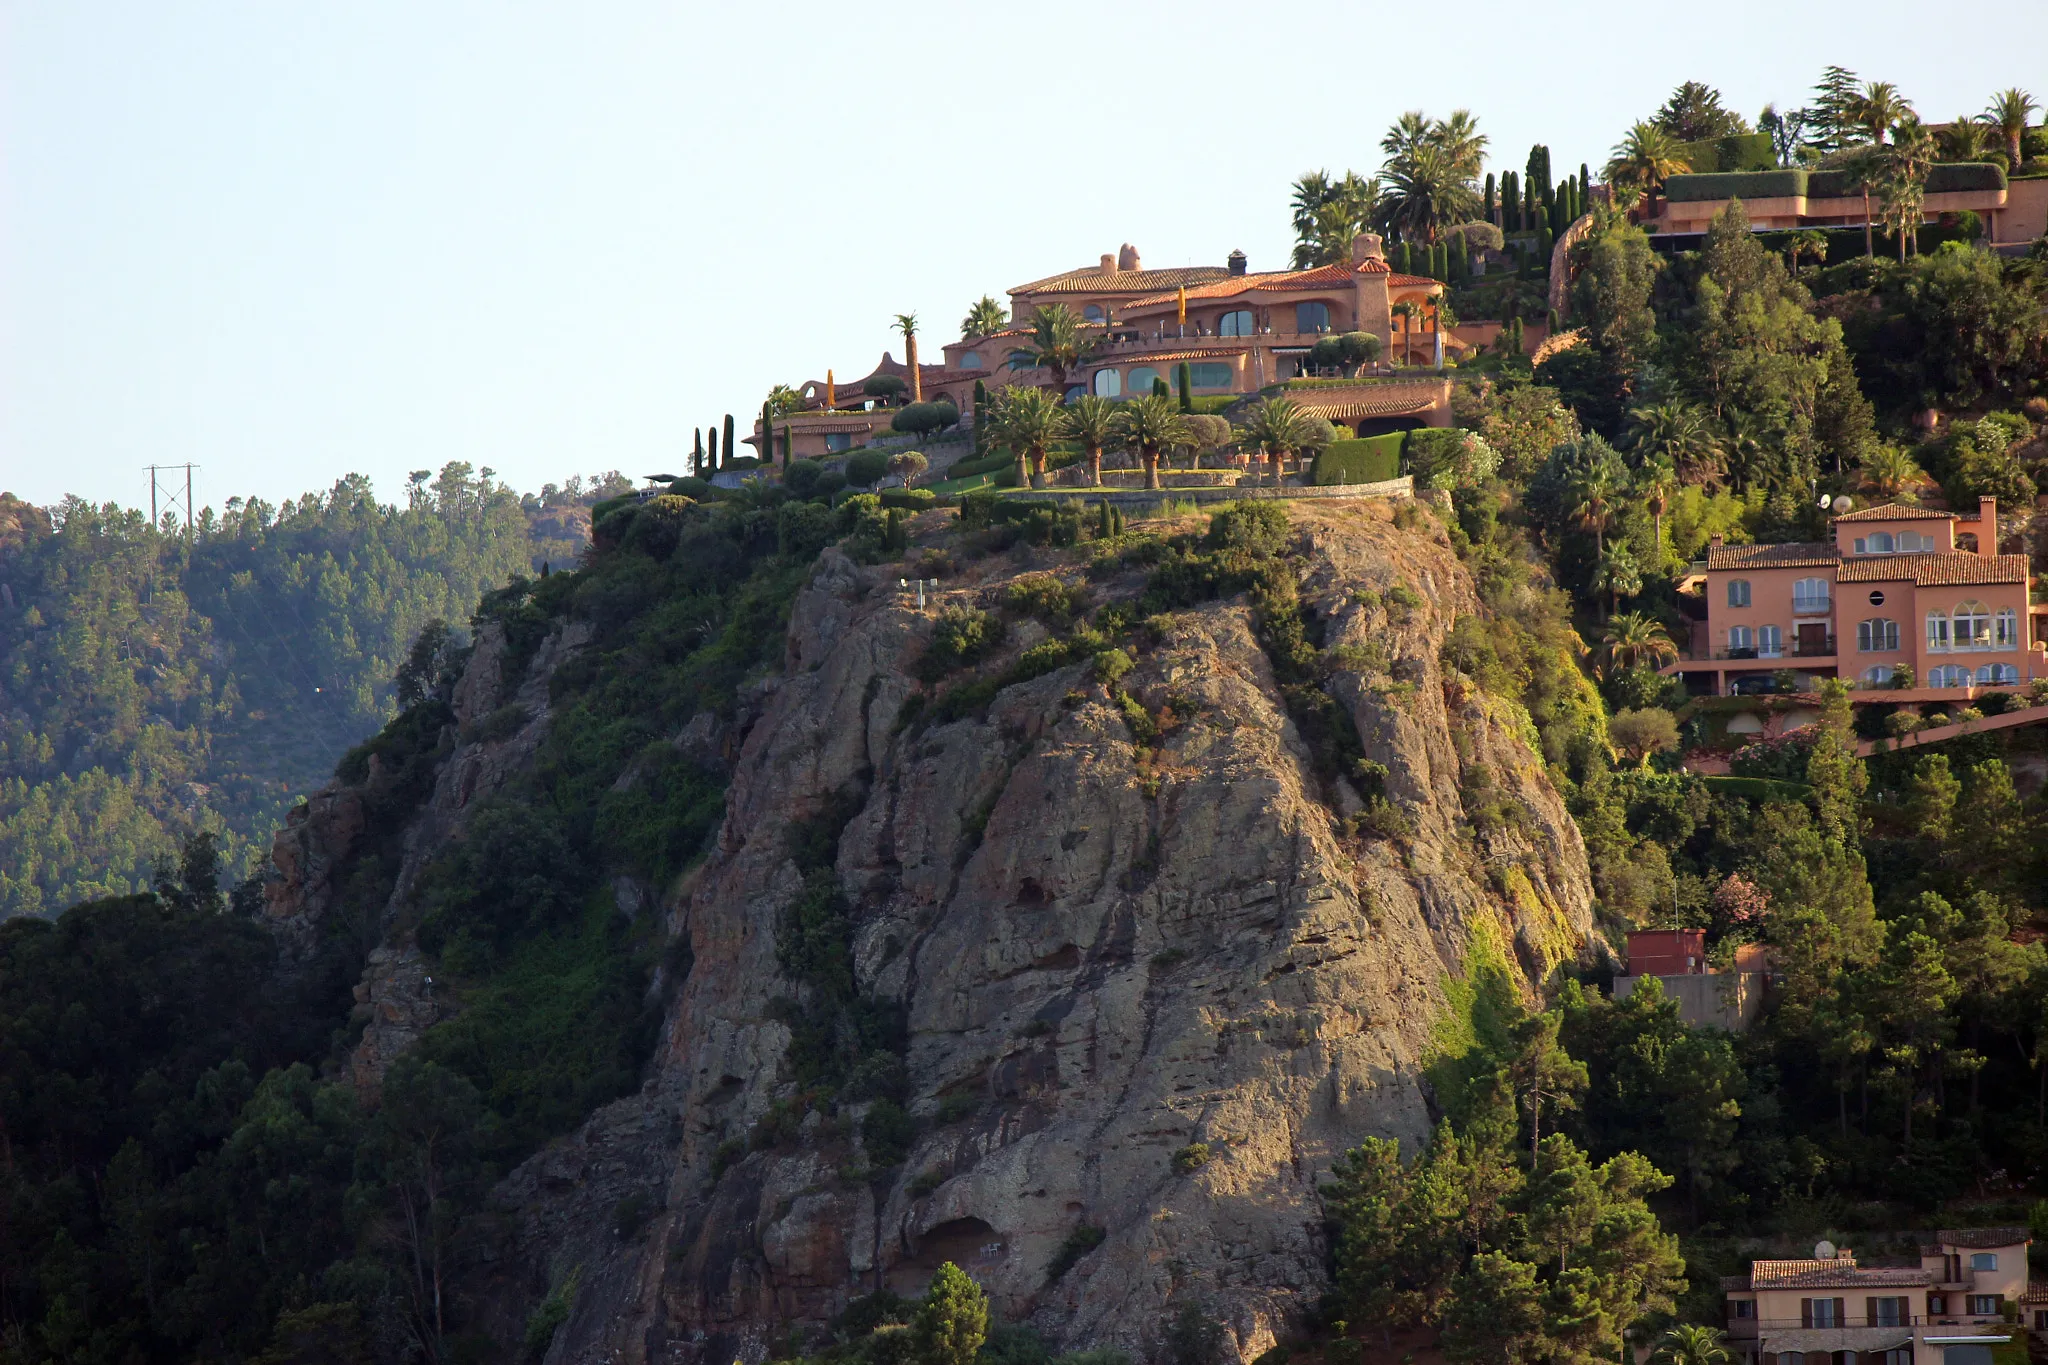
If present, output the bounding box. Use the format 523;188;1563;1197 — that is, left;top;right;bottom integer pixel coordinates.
1312;434;1404;486
1670;162;2007;204
879;488;937;510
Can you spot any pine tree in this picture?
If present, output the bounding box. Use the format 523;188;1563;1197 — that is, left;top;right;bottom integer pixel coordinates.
914;1263;988;1365
723;414;736;468
1176;361;1192;412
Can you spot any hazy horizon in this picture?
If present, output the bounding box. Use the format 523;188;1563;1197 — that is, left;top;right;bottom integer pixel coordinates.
6;0;2044;512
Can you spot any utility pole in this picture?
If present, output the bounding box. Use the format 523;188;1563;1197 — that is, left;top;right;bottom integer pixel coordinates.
146;463;199;540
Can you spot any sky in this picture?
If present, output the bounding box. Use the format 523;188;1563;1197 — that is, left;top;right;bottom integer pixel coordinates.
5;1;2045;513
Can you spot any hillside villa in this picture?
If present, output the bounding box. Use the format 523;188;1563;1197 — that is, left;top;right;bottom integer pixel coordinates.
1673;498;2047;703
1641;165;2048;251
1725;1228;2031;1365
752;236;1457;463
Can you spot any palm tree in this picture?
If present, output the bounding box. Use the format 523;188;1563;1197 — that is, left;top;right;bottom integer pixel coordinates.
1567;459;1622;562
1861;444;1924;498
989;385;1064;489
1880;118;1935;260
1060;394;1119;489
1291;170;1379;268
1594;543;1644;619
1936;117;1998;164
1649;1324;1731;1365
895;313;922;402
1377;142;1480;243
1784;229;1830;275
1635;458;1677;565
1234;396;1320;485
960;296;1008;341
1985;89;2038;170
1832;144;1889;257
1115;394;1194;491
1009;304;1099;396
1601;612;1678;677
1606;123;1692;217
1627;401;1722;486
1390;300;1422;365
1850;82;1913;145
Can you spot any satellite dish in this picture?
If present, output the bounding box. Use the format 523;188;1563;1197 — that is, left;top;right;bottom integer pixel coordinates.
1815;1239;1837;1260
1832;495;1854;515
1817;492;1833;509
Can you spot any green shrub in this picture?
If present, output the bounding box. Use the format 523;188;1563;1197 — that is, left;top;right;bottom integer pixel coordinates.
1172;1142;1212;1173
1671;132;1777;174
846;450;891;487
1312;434;1404;485
1004;573;1081;622
920;606;1004;681
1045;1225;1107;1283
783;459;828;499
861;1099;917;1167
880;488;938;511
777;501;837;561
890;400;960;439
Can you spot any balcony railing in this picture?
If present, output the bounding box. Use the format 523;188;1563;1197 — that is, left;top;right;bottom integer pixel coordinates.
1792;596;1833;615
1732;1314;2010;1333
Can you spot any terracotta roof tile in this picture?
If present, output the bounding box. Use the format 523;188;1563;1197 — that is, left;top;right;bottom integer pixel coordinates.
1707;542;1838;570
1835;502;1959;523
1120;261;1445;313
1290;394;1441;422
1936;1227;2031;1248
1838;553;2028;586
1010;265;1230;296
1094;349;1247;365
1750;1257;1930;1289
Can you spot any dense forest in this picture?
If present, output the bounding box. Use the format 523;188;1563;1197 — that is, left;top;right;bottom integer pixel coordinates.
0;466;630;919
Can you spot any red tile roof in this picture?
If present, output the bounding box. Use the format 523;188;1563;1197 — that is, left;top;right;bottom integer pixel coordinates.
1095;349;1247;365
1747;1257;1931;1290
1290;392;1443;422
1838;552;2027;586
1010;265;1229;296
1706;541;1838;570
1936;1227;2030;1248
1835;502;1958;523
1120;261;1446;313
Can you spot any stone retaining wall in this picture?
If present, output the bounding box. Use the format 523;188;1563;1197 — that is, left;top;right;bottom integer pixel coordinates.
999;476;1414;507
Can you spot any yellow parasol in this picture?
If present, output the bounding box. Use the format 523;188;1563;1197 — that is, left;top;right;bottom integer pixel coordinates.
826;369;835;410
1177;286;1187;326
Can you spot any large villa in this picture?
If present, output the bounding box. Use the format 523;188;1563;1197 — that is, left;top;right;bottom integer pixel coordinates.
753;235;1458;463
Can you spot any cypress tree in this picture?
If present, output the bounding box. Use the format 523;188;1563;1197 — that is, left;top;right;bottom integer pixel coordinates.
1580;163;1592;208
693;427;704;474
762;401;774;465
1153;377;1169;398
708;428;719;470
1528;145;1551;213
1176;361;1192;412
1484;172;1496;224
973;379;988;455
723;413;736;467
1097;499;1113;539
1399;240;1413;274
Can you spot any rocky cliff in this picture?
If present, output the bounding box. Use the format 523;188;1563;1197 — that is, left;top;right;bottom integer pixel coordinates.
438;500;1597;1365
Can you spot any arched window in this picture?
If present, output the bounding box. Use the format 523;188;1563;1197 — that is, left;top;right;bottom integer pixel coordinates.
1927;610;1951;651
1083;305;1105;323
1862;665;1899;686
1189;363;1234;388
1929;664;1973;688
1953;599;1991;648
956;351;982;370
1127;367;1161;395
1857;619;1899;651
1218;309;1254;337
1792;577;1830;613
1995;608;2018;647
1092;368;1121;397
1898;531;1930;551
1978;663;2020;685
1758;625;1783;657
1727;625;1755;655
1727;579;1751;607
1064;384;1087;403
1295;301;1331;332
1860;531;1896;553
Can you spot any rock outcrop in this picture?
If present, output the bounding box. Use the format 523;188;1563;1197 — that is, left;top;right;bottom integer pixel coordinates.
466;503;1597;1365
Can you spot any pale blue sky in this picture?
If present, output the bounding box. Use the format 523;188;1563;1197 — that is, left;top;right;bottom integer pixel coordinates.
5;2;2044;511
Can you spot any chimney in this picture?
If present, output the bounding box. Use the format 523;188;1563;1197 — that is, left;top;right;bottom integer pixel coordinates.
1979;495;1998;556
1099;253;1116;274
1710;534;1725;548
1227;249;1247;276
1350;231;1385;265
1118;242;1141;272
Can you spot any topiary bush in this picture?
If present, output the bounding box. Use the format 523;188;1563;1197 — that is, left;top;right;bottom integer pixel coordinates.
845;450;891;488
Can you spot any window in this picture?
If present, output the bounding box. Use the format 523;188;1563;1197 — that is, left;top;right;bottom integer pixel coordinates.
1731;1300;1755;1319
1869;590;1886;606
1063;384;1087;403
1862;665;1897;685
1792;577;1831;613
1870;1297;1908;1326
1900;531;1932;551
1728;579;1752;608
1954;600;1991;648
824;433;853;453
1928;610;1951;651
956;351;982;370
1083;304;1105;322
1188;363;1234;388
1972;1253;1999;1272
1855;531;1896;553
1805;1298;1842;1327
1978;663;2020;685
1758;625;1783;657
1995;608;2018;647
1219;309;1254;337
1968;1295;2001;1316
1296;301;1331;332
1092;368;1122;397
1728;625;1755;655
1930;664;1973;687
1858;619;1899;651
1127;367;1161;395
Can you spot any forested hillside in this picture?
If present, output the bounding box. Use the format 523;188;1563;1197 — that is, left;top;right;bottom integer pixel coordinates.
0;464;628;918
